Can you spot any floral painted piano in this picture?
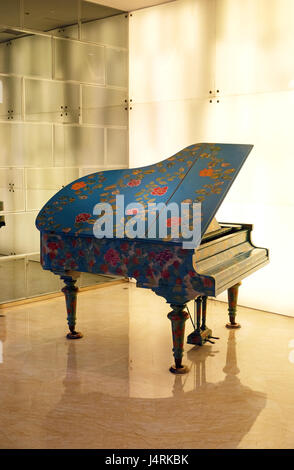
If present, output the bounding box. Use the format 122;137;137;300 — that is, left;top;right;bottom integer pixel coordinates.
36;143;269;373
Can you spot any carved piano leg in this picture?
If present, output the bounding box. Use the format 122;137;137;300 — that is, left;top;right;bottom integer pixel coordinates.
226;282;241;329
61;273;83;339
167;304;189;374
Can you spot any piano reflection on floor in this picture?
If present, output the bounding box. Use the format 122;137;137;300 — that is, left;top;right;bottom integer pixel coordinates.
44;330;266;449
36;143;269;374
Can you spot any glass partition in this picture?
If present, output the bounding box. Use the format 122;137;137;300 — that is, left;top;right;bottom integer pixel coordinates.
0;0;128;303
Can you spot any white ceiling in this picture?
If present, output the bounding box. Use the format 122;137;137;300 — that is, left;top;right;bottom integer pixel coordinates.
87;0;176;12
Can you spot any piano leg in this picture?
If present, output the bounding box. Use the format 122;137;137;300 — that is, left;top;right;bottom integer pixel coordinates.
61;273;83;339
167;304;189;374
226;282;241;329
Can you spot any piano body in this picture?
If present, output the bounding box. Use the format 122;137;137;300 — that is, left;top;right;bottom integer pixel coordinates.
36;143;269;374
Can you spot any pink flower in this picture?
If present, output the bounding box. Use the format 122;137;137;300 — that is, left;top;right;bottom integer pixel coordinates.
126;208;138;215
127;179;141;187
166;217;181;228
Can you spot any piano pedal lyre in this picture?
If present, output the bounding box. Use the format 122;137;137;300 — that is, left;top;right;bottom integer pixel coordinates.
187;296;219;346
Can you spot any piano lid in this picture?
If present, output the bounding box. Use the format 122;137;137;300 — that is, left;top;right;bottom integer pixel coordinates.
36;143;253;242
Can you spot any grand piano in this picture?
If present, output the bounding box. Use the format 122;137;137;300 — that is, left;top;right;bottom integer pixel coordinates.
36;143;269;374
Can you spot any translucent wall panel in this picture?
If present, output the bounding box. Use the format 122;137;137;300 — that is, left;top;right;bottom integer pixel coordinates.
0;76;22;121
0;212;39;255
26;254;60;297
129;0;215;103
215;0;294;95
0;34;52;79
81;1;123;23
26;167;79;211
81;14;128;48
0;0;21;27
54;38;105;84
79;167;105;177
0;257;26;303
25;79;80;123
82;85;128;126
0;123;53;167
129;98;212;167
107;128;128;166
203;92;294;206
0;168;25;212
210;91;294;316
49;24;78;40
105;48;128;88
23;0;79;31
54;125;105;167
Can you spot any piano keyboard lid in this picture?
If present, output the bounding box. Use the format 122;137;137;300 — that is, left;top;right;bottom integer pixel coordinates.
35;143;253;243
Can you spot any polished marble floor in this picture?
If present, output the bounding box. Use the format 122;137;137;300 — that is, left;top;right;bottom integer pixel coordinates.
0;282;294;449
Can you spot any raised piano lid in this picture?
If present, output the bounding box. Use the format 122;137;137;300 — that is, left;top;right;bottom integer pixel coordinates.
35;143;253;242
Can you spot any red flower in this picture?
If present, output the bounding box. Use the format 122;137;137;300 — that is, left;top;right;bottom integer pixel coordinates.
75;213;91;224
166;217;181;227
175;278;182;285
121;242;129;251
89;260;95;268
151;186;168;196
104;248;120;266
127;179;141;187
173;260;180;269
189;270;196;277
203;278;213;287
72;181;86;190
47;242;59;250
162;270;170;279
199;168;214;177
100;264;109;273
133;270;140;278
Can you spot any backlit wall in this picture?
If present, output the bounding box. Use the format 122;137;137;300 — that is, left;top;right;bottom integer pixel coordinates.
129;0;294;316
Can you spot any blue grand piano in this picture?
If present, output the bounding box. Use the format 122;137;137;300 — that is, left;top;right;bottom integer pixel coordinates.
36;143;269;373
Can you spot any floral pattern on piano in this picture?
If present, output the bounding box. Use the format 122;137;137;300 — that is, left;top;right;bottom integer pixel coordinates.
41;232;215;304
36;143;251;244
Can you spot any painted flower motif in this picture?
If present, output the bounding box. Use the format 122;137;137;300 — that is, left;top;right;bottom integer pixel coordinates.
162;270;170;279
151;186;168;196
104;248;120;266
47;242;59;250
166;217;181;228
199;168;214;177
75;213;91;224
126;208;138;215
71;181;87;190
127;179;141;187
154;249;174;266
